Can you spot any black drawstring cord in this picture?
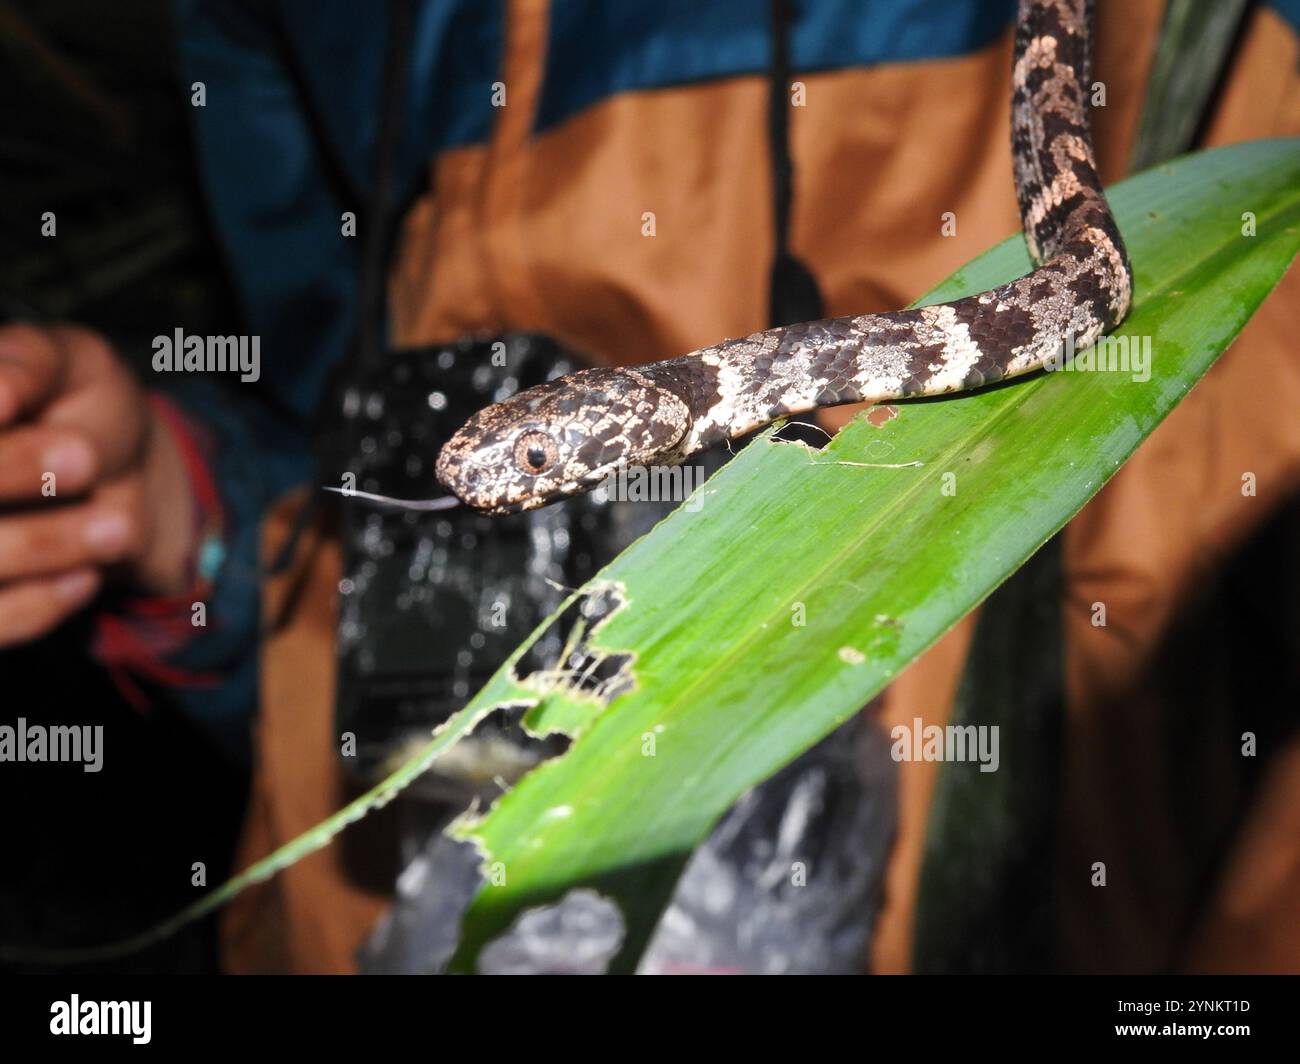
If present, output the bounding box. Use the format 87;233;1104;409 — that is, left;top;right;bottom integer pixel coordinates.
767;0;825;329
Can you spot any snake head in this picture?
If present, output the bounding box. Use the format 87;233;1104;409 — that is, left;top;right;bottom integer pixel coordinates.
435;367;692;514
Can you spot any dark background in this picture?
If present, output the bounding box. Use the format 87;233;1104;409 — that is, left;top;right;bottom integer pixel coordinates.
0;0;245;973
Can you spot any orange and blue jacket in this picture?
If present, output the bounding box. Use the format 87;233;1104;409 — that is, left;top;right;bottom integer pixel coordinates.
169;0;1300;973
166;0;1300;750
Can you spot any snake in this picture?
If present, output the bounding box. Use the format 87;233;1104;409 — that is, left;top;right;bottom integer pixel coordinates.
4;0;1134;971
432;0;1132;515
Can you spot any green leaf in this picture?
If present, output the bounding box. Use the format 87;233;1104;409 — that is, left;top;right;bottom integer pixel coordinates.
442;138;1300;973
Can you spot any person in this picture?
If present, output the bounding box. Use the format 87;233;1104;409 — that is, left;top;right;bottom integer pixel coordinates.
4;0;1300;972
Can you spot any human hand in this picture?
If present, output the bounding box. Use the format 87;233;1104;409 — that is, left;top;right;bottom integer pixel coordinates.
0;323;197;647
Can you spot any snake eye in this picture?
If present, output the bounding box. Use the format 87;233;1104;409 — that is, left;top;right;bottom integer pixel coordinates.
513;430;559;476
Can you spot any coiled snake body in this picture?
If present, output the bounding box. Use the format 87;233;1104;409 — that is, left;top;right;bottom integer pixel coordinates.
435;0;1132;514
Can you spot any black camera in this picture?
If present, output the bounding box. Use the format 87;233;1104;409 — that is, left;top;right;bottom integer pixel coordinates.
330;333;705;802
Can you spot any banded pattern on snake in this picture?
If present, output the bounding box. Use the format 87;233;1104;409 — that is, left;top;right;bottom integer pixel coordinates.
434;0;1132;515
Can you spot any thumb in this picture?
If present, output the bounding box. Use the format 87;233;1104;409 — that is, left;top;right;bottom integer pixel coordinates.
39;325;150;478
0;323;68;425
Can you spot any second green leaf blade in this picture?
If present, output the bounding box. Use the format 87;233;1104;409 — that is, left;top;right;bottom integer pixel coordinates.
444;137;1300;972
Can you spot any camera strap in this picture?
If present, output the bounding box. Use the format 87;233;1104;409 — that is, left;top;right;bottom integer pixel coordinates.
355;0;416;379
272;0;416;576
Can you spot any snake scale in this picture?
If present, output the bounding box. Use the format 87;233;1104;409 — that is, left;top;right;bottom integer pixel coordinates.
434;0;1132;515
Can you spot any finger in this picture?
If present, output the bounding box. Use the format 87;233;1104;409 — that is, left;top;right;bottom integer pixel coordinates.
0;323;66;425
0;502;138;582
0;568;102;649
0;426;98;501
40;325;147;477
